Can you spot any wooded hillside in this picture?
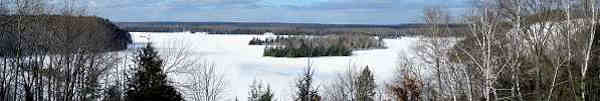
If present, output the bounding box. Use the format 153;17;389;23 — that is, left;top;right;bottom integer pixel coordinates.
0;15;132;56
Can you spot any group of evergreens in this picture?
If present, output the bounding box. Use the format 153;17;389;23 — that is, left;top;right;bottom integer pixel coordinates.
260;34;384;57
248;38;275;45
247;80;274;101
263;41;352;57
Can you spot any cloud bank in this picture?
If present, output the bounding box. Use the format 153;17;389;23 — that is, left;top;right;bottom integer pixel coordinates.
85;0;470;24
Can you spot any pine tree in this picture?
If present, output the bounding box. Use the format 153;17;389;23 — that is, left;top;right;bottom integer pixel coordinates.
248;80;262;101
296;65;321;101
103;85;122;101
126;44;183;101
355;66;376;101
258;86;274;101
248;80;274;101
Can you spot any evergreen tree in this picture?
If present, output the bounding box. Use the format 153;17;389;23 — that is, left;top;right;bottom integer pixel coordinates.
248;80;262;101
258;87;274;101
126;44;183;101
296;65;321;101
248;80;274;101
103;85;122;101
355;66;376;101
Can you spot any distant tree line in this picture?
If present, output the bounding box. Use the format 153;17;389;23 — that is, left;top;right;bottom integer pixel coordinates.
117;22;468;38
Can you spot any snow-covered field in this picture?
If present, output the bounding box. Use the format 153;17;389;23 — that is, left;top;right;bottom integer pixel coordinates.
129;32;419;100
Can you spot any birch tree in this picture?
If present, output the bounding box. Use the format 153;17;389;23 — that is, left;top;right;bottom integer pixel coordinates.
462;1;504;100
416;6;471;101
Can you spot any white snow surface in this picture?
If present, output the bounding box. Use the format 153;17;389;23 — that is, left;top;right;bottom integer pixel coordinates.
128;32;420;101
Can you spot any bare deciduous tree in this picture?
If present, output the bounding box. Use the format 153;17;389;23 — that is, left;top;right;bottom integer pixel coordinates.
387;52;425;101
323;62;357;101
186;61;227;101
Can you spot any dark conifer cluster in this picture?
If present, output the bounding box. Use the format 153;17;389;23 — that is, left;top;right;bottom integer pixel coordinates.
126;44;184;101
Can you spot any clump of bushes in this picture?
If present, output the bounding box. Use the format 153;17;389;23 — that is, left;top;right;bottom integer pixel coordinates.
248;38;276;45
248;38;265;45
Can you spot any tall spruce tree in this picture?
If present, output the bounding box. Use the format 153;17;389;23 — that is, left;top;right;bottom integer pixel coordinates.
126;44;183;101
296;64;321;101
355;66;376;101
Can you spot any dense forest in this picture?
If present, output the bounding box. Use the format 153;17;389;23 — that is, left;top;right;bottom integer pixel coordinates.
0;15;132;56
252;34;385;57
1;0;600;101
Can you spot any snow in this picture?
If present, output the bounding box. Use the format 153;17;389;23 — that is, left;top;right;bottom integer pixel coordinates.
128;32;420;101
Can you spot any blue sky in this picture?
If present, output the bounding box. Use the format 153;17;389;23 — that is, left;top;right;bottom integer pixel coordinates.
86;0;470;24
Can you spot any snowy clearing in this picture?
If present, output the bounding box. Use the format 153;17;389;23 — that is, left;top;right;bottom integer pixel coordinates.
129;32;420;100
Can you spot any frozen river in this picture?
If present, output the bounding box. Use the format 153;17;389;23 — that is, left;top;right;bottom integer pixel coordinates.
129;32;419;100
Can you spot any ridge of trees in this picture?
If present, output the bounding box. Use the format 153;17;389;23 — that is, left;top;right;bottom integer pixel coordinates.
0;15;132;57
